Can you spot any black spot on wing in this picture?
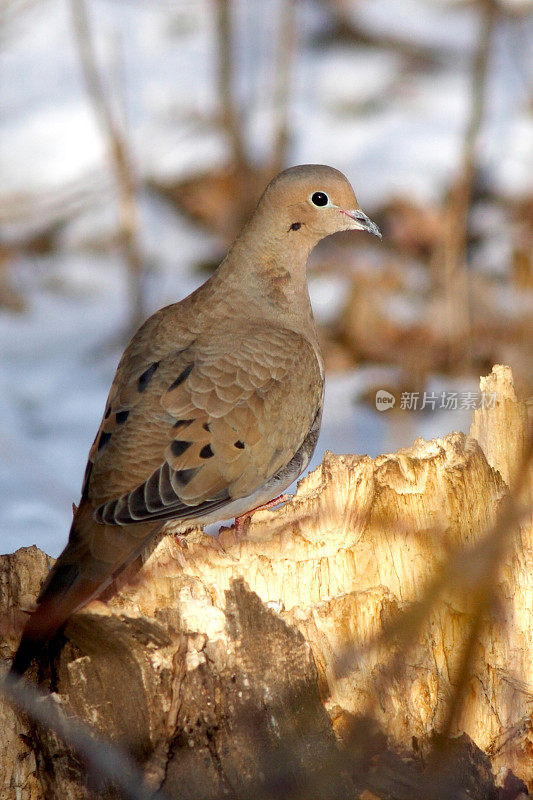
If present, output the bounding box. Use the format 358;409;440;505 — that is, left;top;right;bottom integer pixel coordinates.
168;363;193;390
173;418;193;429
234;440;245;449
199;444;214;459
115;409;129;424
104;405;111;419
138;361;160;392
171;440;191;458
203;422;210;432
98;431;112;451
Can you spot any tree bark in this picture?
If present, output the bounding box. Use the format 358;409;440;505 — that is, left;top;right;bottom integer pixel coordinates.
1;364;531;799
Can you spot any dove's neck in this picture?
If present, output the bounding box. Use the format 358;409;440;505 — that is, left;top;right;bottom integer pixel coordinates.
212;221;319;347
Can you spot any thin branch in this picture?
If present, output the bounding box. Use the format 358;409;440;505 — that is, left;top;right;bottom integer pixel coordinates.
270;0;295;175
216;0;247;173
1;675;170;800
70;0;145;336
433;0;498;373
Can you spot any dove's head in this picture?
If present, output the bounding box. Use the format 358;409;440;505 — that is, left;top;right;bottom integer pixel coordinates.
258;164;381;245
221;164;381;305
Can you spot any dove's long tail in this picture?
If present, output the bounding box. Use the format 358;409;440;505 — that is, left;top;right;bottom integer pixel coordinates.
9;568;102;677
10;505;157;677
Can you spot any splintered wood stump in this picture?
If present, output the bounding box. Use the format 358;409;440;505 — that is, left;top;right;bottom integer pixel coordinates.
1;365;531;800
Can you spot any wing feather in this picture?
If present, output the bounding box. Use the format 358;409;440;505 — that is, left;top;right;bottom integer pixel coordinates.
86;324;322;526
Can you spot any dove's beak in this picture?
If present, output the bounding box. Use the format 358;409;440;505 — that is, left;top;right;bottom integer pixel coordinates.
341;209;382;239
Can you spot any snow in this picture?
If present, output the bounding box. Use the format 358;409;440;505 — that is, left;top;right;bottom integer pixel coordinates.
308;274;350;325
341;0;478;52
2;0;532;225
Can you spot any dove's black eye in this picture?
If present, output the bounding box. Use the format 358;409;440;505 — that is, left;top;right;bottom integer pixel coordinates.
311;191;328;207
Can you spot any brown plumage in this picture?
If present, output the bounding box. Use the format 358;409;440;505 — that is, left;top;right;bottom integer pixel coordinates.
11;164;381;676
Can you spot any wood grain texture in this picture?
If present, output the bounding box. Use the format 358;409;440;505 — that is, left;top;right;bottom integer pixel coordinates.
1;366;531;799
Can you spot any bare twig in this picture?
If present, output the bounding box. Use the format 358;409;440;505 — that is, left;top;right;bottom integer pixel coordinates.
215;0;258;232
1;675;170;800
433;0;498;373
270;0;295;175
70;0;145;336
216;0;248;174
322;10;459;68
0;171;110;233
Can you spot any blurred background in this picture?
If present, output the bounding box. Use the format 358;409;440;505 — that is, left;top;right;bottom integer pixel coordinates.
0;0;531;555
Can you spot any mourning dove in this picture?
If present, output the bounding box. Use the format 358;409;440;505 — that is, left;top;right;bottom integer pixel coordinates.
11;164;381;676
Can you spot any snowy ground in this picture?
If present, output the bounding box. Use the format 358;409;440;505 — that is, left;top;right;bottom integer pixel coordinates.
0;0;530;555
2;0;532;225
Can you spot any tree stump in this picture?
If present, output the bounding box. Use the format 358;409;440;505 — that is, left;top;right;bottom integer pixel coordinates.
1;365;531;800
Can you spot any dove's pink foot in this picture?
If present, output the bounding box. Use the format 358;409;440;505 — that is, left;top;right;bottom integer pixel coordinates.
234;494;289;540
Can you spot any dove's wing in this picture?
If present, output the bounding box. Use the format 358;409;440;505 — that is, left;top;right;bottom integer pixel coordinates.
88;323;322;525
